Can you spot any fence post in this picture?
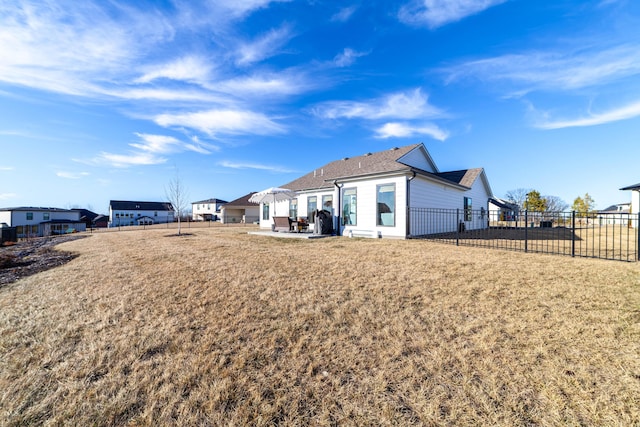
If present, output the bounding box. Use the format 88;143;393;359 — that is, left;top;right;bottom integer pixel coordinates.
456;208;460;246
571;210;576;258
524;210;528;253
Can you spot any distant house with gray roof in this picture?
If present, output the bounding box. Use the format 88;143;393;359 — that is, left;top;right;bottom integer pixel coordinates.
108;200;174;227
257;143;493;238
191;198;227;221
219;192;259;224
0;207;86;237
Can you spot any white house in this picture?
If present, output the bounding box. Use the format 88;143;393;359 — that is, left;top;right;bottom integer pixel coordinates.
220;192;259;224
108;200;174;227
191;198;227;221
489;197;519;222
0;207;86;237
619;182;640;228
597;203;632;226
257;143;493;238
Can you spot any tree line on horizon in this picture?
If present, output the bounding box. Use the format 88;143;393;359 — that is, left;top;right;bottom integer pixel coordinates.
504;188;596;215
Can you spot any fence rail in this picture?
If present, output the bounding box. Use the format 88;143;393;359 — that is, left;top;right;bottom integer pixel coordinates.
410;208;639;262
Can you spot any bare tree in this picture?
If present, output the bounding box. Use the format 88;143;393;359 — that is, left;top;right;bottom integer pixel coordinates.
543;195;569;212
504;188;531;211
165;169;190;235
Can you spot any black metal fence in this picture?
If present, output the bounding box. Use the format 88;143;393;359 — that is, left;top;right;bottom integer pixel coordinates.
410;208;640;262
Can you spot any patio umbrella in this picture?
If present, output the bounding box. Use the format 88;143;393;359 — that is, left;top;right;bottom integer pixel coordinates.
249;187;297;217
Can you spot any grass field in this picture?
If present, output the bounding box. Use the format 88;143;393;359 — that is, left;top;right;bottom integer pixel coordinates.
1;226;640;425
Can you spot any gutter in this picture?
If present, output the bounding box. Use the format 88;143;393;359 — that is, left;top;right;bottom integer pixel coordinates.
333;180;342;236
406;171;416;237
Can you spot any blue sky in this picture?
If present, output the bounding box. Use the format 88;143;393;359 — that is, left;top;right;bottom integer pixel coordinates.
1;0;639;213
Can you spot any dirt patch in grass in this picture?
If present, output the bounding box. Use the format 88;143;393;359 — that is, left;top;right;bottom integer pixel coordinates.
1;227;639;426
0;235;85;286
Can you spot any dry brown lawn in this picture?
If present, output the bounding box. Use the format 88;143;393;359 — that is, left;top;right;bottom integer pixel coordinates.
1;226;639;426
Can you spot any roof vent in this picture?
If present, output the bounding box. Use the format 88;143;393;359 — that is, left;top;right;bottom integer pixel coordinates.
342;157;349;161
365;152;372;156
391;147;399;151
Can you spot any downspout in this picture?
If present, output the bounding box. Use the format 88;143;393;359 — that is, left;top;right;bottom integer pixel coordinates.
333;180;342;236
406;171;417;238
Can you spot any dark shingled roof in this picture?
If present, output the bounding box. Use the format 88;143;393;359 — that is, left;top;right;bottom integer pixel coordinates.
434;169;483;188
282;143;483;191
192;198;228;205
109;200;174;211
223;192;259;207
283;144;421;191
620;183;640;191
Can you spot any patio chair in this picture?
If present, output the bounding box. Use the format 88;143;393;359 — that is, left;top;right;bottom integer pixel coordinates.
273;216;294;232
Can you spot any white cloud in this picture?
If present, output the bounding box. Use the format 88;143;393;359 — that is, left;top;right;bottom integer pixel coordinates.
331;6;357;23
135;56;215;85
333;48;368;68
93;152;168;168
236;25;293;66
216;72;312;97
399;0;507;29
375;122;449;140
0;1;173;96
131;133;212;155
0;192;17;200
218;161;295;173
154;109;286;136
535;100;640;129
201;0;290;21
56;171;90;179
0;166;14;171
130;133;183;153
444;44;640;93
314;88;443;120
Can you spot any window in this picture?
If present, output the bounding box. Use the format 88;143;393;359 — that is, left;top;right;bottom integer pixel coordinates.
342;188;357;225
43;213;50;221
464;197;472;221
262;203;270;220
307;196;317;223
26;212;33;220
377;183;396;226
322;195;333;216
154;211;158;216
289;199;298;219
207;204;211;210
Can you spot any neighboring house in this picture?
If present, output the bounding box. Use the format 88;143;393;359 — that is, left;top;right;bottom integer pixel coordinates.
597;203;631;226
0;207;87;237
191;198;228;221
621;183;640;213
620;183;640;228
71;208;100;228
108;200;174;227
92;214;109;228
258;143;493;238
489;197;519;222
220;192;259;224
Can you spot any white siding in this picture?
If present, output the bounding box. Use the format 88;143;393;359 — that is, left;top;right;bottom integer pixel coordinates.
109;209;173;227
397;146;437;172
409;174;491;235
0;211;11;226
340;175;407;238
